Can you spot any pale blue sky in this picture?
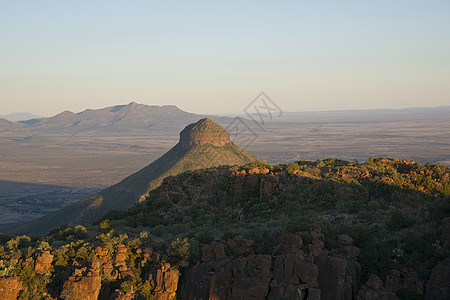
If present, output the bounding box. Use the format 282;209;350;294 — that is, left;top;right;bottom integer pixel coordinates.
1;1;449;116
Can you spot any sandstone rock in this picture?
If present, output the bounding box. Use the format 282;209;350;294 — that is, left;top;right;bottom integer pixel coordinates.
316;255;361;300
277;233;303;254
0;276;22;300
308;243;323;257
295;260;319;285
110;290;138;300
308;287;321;300
61;274;102;300
231;236;254;256
35;250;53;274
210;262;233;300
425;257;450;300
148;263;180;300
247;174;259;188
284;254;296;283
385;267;423;295
179;118;230;148
340;245;360;260
268;285;304;300
96;246;110;265
181;259;232;299
202;242;224;263
357;276;397;300
254;254;271;278
366;275;384;290
230;276;270;298
338;234;354;246
260;174;279;198
136;247;153;261
248;167;270;175
183;233;364;300
113;244;128;268
310;227;324;240
273;256;284;285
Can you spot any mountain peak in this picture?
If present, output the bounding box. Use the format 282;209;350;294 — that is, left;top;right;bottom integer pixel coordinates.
179;118;230;147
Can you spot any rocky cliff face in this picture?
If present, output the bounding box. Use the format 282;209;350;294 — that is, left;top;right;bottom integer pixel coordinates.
181;228;361;300
0;230;447;299
230;167;279;200
0;276;22;300
425;257;450;300
179;118;230;147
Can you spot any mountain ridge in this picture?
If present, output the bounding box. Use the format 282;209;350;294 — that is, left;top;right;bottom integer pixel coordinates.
5;102;234;134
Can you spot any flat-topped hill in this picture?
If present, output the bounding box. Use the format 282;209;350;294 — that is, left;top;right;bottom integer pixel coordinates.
179;118;230;147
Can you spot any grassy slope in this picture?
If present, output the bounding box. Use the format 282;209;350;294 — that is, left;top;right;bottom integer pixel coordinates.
5;142;261;236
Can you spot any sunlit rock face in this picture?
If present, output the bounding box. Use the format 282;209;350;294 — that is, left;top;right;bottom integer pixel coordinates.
179;118;230;147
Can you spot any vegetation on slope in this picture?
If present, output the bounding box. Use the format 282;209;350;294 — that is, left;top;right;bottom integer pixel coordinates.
6;142;261;236
0;157;449;299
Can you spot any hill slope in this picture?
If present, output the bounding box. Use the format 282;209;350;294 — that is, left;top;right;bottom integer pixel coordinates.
0;157;448;299
6;118;262;236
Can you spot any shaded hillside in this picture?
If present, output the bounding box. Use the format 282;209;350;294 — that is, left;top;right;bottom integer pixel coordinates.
5;102;232;134
0;158;448;299
103;157;449;281
6;118;262;236
0;118;23;133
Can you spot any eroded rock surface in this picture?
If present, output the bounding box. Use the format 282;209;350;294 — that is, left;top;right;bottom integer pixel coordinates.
182;228;361;300
35;250;53;274
0;276;22;300
425;257;450;300
179;118;230;147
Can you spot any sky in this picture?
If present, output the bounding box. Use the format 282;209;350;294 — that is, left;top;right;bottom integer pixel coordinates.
1;1;449;116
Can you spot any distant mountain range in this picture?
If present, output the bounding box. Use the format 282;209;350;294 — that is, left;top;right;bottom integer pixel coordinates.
0;112;42;122
0;102;233;134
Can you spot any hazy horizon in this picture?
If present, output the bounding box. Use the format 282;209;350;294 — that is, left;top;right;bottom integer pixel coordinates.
2;102;450;120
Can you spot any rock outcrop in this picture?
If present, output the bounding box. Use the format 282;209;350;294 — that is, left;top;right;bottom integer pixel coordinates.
357;275;397;300
0;276;22;300
181;229;361;300
148;262;180;300
179;118;230;148
425;257;450;300
384;267;423;295
35;250;53;274
230;167;279;201
60;260;102;300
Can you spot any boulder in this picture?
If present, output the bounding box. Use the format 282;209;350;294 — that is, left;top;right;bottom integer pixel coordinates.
385;267;423;295
316;255;361;300
277;233;303;254
0;276;22;300
61;273;102;300
148;263;180;300
357;276;397;300
113;244;128;268
366;275;384;290
95;246;110;265
35;250;53;274
425;257;450;300
338;234;354;246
